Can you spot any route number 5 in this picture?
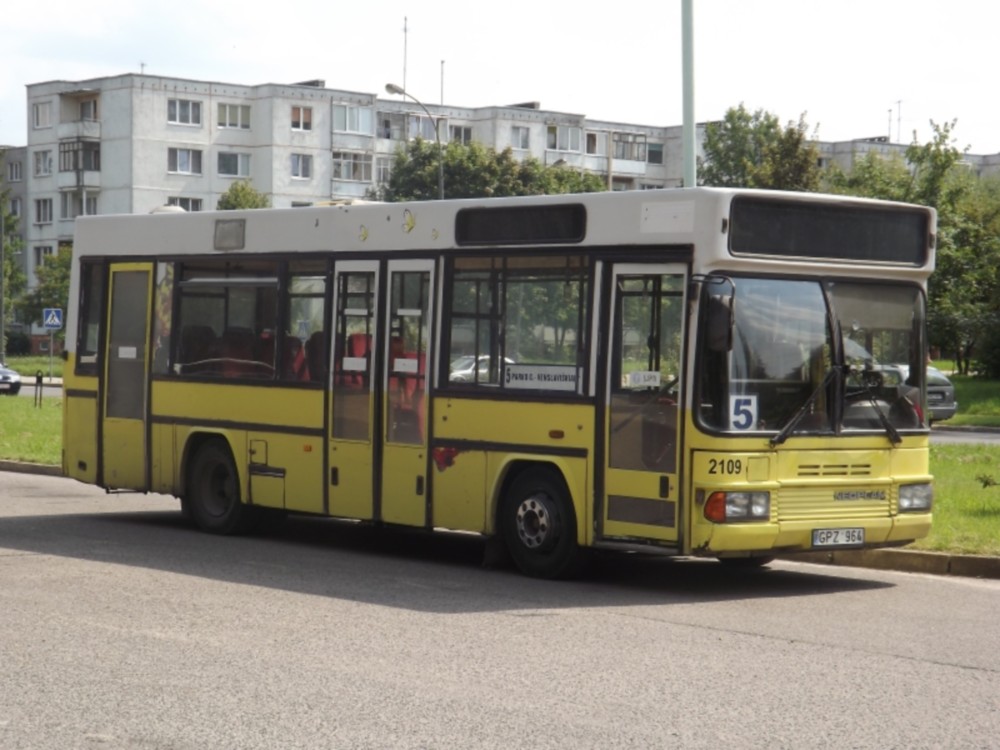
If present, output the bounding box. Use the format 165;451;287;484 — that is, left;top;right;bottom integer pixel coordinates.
729;395;757;430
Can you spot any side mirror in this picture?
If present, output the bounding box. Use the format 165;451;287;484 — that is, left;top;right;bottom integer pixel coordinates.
707;294;733;353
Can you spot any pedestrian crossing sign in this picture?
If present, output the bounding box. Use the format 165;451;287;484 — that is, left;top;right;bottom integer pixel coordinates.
43;308;63;329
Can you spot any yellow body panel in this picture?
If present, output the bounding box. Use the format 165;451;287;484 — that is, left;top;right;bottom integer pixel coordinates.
431;448;487;532
62;366;98;484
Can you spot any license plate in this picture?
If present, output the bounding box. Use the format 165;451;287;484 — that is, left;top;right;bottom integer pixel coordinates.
928;392;943;402
812;528;865;547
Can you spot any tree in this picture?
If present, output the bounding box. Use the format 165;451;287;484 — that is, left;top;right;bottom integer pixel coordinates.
216;180;271;210
698;104;821;191
17;243;72;342
370;139;606;202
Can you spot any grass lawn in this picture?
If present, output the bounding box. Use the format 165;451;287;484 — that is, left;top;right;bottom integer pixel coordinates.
914;444;1000;556
0;395;62;465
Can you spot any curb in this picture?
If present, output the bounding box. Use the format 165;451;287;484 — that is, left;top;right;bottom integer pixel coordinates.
784;548;1000;580
1;462;998;580
0;460;64;477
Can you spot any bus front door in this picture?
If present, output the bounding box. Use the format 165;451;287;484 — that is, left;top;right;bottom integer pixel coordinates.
101;264;153;490
601;264;687;545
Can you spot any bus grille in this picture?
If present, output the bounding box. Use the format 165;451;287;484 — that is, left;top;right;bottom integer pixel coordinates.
797;462;872;477
777;486;889;522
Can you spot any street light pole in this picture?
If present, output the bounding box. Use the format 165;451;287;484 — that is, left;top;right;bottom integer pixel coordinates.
385;83;444;200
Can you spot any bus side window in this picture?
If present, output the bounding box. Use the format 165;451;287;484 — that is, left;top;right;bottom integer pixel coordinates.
178;325;218;375
305;331;327;383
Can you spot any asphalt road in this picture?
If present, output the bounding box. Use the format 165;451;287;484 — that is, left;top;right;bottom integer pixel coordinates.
1;471;998;749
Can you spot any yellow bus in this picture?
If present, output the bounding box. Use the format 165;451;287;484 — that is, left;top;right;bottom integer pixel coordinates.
63;188;936;578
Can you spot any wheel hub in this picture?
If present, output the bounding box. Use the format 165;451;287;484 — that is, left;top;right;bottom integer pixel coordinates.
515;492;557;550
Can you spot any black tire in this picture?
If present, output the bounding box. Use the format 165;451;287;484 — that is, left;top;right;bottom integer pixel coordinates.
717;555;775;569
186;439;257;535
500;468;584;579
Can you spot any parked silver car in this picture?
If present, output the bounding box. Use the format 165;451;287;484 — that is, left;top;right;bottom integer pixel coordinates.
884;364;957;423
924;365;958;422
0;363;22;395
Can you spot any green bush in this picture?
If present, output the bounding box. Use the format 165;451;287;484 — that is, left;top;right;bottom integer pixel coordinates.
4;331;31;356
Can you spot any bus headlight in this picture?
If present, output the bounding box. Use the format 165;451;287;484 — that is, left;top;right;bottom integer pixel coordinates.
898;483;933;512
705;491;771;523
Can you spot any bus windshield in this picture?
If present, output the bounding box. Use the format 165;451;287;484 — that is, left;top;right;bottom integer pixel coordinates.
697;276;926;436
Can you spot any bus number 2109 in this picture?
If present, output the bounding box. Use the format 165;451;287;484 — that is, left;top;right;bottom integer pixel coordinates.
708;458;743;476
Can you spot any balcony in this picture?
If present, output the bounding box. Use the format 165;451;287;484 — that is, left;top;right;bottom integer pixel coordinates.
57;170;101;190
57;119;101;141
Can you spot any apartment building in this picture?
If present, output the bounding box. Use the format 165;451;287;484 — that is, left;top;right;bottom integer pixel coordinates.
14;73;685;274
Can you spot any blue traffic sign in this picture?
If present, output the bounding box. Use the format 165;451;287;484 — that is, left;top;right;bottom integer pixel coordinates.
43;308;63;330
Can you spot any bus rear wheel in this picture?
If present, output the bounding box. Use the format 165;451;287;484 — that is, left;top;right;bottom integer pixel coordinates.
187;439;257;535
501;468;584;579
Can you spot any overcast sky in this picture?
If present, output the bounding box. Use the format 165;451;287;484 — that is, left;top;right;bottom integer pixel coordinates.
3;0;997;154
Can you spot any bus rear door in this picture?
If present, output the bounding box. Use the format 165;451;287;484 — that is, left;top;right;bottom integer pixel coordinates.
101;263;153;490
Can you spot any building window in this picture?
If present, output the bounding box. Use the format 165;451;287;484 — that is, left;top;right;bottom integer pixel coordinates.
613;132;647;161
59;141;101;172
218;152;251;177
7;161;22;182
32;102;52;129
10;198;21;217
60;193;98;219
377;112;405;140
168;148;203;175
34;245;54;268
291;154;313;179
292;106;312;131
376;156;392;185
646;143;664;165
547;125;581;152
218;103;251;129
332;152;372;182
167;197;203;212
34;199;53;224
33;150;53;177
586;132;606;156
80;99;98;121
407;115;439;141
168;99;202;126
449;125;472;145
333;104;374;134
511;126;530;150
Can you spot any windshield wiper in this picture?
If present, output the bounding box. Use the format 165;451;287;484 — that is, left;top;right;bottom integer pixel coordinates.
849;370;902;445
770;366;842;447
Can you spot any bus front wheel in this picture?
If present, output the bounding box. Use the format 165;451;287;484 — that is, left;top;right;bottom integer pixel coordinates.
501;468;584;579
187;439;257;535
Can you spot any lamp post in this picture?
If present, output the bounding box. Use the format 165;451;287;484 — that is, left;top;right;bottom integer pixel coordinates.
385;83;444;200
